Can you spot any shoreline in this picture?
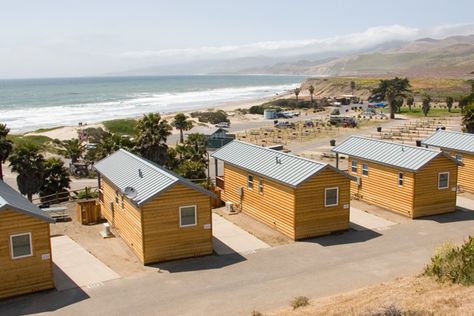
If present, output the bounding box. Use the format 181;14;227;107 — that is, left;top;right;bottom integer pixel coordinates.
21;91;293;141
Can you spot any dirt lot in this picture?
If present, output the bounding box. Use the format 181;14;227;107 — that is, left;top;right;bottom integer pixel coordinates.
270;276;474;316
50;202;150;277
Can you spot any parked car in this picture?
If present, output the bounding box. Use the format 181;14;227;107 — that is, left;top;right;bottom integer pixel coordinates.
215;122;230;128
275;121;295;129
329;116;357;127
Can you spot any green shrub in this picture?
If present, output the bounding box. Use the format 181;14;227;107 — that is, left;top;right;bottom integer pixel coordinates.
190;110;229;124
424;237;474;285
364;304;429;316
103;119;137;136
290;296;309;310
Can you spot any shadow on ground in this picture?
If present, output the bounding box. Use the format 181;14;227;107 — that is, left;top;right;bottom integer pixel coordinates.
304;228;382;247
0;265;89;316
421;209;474;224
153;252;246;273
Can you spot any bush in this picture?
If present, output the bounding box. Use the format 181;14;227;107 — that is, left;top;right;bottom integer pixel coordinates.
290;296;309;310
364;304;428;316
424;237;474;285
190;110;229;124
103;119;137;136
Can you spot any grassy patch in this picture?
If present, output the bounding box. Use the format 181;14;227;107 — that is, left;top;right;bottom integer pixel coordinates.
424;237;474;285
290;296;309;310
103;119;137;136
7;134;53;148
31;126;64;133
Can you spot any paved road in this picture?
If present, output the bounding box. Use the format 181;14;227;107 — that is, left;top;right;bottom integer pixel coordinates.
1;204;473;315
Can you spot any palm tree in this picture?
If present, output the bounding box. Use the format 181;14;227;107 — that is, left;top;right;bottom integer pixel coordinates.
172;113;194;143
39;158;71;204
135;113;172;165
406;96;415;112
463;103;474;133
59;138;85;163
369;77;411;119
9;142;45;201
294;88;301;102
422;94;432;117
446;96;454;112
0;123;13;181
308;85;315;104
350;81;356;95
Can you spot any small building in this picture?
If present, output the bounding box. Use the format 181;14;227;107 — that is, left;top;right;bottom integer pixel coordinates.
332;136;461;218
422;130;474;193
212;140;352;240
186;127;235;149
94;149;215;264
0;181;55;299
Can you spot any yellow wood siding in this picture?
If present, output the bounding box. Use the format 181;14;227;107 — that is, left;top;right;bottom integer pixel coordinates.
0;210;53;299
141;184;213;264
348;157;416;217
294;168;350;239
100;178;144;262
221;163;296;239
447;151;474;193
413;155;458;217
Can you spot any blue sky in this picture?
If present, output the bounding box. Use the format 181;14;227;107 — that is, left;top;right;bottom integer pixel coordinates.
0;0;473;78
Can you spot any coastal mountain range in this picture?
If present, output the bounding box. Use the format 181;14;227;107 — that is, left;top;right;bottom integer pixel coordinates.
118;34;474;78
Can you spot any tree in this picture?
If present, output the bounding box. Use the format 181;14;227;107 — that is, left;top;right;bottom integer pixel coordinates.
59;138;85;163
134;113;172;165
8;142;45;201
446;96;454;112
294;88;301;102
350;81;356;95
174;133;208;179
393;96;404;113
406;96;415;112
463;103;474;133
176;160;207;180
39;158;71;204
172;113;194;143
369;77;411;119
422;94;432;117
0;123;13;181
308;85;315;104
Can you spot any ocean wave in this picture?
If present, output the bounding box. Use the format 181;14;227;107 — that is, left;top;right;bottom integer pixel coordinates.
2;83;299;132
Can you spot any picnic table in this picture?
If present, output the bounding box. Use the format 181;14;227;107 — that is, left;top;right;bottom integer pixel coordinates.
42;207;68;221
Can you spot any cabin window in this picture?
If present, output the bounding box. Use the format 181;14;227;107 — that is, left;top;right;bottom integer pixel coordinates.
351;160;358;173
179;205;197;227
455;154;463;163
10;233;33;259
325;187;339;207
438;172;449;189
247;175;254;190
258;179;264;194
398;172;404;186
362;163;369;176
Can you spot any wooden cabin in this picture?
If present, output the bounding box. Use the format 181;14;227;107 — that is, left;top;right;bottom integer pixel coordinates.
0;181;55;299
332;136;461;218
212;140;352;240
422;130;474;193
94;149;215;264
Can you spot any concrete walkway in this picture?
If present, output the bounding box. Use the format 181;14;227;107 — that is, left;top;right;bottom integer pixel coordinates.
52;236;120;291
457;196;474;211
350;207;397;231
212;213;270;255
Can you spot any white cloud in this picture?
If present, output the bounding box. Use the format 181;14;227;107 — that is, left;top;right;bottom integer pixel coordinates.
117;23;474;63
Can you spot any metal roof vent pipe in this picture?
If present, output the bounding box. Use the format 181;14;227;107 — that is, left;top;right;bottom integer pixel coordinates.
138;168;143;178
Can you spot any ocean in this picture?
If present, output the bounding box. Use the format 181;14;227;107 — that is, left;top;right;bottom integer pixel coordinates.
0;75;306;132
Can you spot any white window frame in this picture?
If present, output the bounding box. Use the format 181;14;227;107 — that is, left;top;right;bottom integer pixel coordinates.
351;160;358;173
438;172;449;190
247;174;254;190
398;172;404;187
455;154;463;163
179;205;197;228
362;163;369;176
10;232;33;260
258;178;264;194
324;187;339;207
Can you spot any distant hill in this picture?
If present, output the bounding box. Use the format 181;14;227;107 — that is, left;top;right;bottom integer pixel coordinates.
240;35;474;78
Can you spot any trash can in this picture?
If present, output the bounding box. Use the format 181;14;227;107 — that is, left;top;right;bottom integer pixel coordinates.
330;139;336;146
415;140;422;147
377;127;382;132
